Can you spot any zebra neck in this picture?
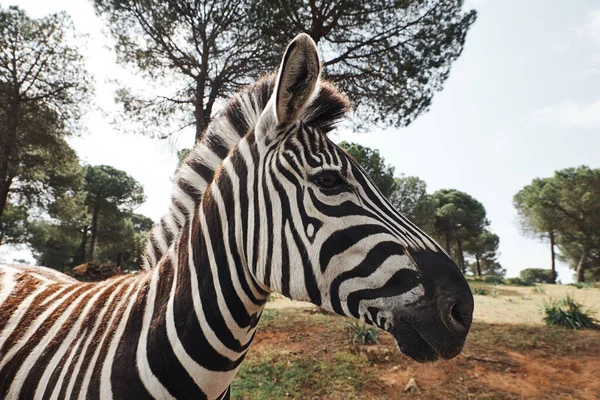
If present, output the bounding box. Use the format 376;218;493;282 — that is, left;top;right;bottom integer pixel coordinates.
139;194;269;398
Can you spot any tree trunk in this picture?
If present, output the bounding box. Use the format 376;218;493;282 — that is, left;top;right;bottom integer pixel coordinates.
549;231;557;283
445;231;451;255
576;244;589;283
476;255;481;278
456;237;465;274
88;204;100;262
195;112;208;142
0;228;4;247
194;53;209;142
73;225;89;266
0;101;20;222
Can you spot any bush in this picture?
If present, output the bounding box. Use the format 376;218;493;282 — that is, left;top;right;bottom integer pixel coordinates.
484;275;505;285
472;287;489;296
505;277;535;286
520;268;554;284
568;282;595;289
542;295;596;330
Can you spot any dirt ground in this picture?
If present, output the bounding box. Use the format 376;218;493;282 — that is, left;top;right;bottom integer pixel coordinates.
234;287;600;400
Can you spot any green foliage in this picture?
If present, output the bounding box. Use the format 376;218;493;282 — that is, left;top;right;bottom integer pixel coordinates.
465;229;503;277
472;287;489;296
28;165;150;270
254;0;476;128
430;189;489;272
338;142;396;198
83;165;145;261
505;277;535;286
568;282;595;290
542;295;596;330
93;0;275;140
231;351;372;399
483;275;505;285
0;202;28;246
389;174;437;231
95;0;476;141
0;5;91;225
344;321;380;347
515;166;600;282
84;165;145;212
520;268;554;284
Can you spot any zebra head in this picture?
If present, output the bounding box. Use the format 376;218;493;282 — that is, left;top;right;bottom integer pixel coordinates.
233;34;474;362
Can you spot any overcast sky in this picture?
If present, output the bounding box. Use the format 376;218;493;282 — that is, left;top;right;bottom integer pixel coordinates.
4;0;600;282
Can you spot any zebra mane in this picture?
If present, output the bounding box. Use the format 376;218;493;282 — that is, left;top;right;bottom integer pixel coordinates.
142;74;350;270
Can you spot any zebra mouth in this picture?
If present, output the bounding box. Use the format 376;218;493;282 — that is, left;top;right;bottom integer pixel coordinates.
391;319;441;363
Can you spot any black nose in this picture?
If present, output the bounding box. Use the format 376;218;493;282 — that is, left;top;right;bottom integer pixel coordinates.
438;295;473;334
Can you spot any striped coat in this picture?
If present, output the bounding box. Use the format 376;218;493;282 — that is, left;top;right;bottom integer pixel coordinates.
0;34;473;399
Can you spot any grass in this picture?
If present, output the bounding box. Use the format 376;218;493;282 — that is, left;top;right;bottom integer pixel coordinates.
345;321;380;347
542;295;597;329
240;291;600;400
231;350;375;399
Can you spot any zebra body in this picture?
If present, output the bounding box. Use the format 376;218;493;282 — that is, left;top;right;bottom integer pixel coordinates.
0;34;473;399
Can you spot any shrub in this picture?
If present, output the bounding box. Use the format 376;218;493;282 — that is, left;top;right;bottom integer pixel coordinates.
472;287;488;296
568;282;594;289
532;285;546;294
484;275;505;285
344;321;379;346
542;295;596;330
520;268;554;284
505;277;535;286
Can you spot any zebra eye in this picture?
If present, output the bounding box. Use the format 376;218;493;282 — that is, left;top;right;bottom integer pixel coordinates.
312;170;346;190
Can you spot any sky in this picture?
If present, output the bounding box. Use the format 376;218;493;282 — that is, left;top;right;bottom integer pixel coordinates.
3;0;600;282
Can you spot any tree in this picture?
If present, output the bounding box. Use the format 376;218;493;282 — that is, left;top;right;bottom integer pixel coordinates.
464;229;500;277
430;189;488;273
389;174;436;231
0;6;91;223
254;0;476;128
93;0;273;142
0;202;28;246
338;141;396;198
95;0;476;142
83;165;145;261
515;166;600;282
514;178;563;283
28;169;151;270
94;213;154;269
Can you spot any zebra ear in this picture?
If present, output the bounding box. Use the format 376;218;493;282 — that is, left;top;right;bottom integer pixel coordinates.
273;33;321;125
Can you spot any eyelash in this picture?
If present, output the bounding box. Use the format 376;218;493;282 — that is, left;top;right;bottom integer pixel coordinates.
310;170;349;193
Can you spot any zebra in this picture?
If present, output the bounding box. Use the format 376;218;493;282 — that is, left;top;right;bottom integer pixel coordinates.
0;34;473;400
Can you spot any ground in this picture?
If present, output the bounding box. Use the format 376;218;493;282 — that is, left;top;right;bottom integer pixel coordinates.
231;282;600;400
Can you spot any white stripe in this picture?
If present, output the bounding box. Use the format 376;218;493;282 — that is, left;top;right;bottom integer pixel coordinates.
0;284;81;370
35;283;116;399
134;267;175;400
7;285;93;398
165;248;243;399
64;279;129;399
77;282;137;400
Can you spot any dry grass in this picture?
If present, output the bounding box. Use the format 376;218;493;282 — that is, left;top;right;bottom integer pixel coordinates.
468;281;600;325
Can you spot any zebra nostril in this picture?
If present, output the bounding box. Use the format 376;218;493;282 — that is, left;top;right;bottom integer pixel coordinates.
439;297;470;333
450;303;465;327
